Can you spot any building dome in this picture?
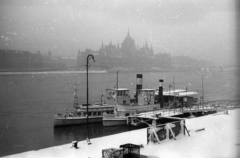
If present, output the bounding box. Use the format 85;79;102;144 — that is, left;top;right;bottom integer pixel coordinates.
121;30;135;56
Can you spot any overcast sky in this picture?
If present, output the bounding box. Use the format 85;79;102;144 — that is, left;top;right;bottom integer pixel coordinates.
0;0;237;66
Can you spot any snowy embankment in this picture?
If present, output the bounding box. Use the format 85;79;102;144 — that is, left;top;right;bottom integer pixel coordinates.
4;109;240;158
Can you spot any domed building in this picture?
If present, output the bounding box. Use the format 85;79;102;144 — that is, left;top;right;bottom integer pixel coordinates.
121;30;136;57
77;29;172;70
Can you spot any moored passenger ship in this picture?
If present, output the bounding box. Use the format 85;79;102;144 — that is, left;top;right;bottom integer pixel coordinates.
54;103;115;127
53;83;115;127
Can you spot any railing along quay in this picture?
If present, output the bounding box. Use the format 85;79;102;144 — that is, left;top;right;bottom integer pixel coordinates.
184;100;240;112
135;100;240;117
128;100;240;126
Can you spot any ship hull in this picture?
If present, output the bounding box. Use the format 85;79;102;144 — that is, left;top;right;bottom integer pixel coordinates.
102;119;127;126
102;113;128;126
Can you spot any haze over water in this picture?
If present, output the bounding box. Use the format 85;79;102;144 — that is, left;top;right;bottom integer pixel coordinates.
0;0;237;66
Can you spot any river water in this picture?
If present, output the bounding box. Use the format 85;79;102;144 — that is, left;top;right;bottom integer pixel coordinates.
0;70;239;157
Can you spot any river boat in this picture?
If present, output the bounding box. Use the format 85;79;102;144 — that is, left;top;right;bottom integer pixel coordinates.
102;88;159;126
103;87;199;127
154;88;199;108
54;84;115;127
54;103;115;127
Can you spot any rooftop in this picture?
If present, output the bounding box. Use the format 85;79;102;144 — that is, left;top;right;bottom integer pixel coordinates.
106;88;129;91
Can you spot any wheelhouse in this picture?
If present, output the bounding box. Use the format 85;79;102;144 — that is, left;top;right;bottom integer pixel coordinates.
105;88;131;105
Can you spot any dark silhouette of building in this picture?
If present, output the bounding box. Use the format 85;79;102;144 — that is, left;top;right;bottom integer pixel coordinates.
0;49;64;71
77;30;171;70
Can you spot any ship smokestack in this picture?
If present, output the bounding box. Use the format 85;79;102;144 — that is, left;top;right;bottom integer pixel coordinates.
159;79;164;108
136;74;143;101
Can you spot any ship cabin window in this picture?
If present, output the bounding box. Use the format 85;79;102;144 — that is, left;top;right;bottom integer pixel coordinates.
112;91;116;96
88;112;92;116
83;112;87;116
125;113;130;117
138;91;145;97
139;91;154;97
111;110;114;114
118;91;123;96
93;112;97;116
148;91;154;96
98;111;101;116
109;91;115;96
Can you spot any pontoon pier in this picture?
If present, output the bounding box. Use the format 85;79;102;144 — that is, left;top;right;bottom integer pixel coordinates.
128;100;240;126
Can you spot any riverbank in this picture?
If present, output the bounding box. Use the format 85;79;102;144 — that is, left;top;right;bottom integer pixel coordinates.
1;66;235;74
0;70;107;75
3;109;239;158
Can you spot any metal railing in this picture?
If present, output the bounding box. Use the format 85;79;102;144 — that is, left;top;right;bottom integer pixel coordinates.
136;100;240;117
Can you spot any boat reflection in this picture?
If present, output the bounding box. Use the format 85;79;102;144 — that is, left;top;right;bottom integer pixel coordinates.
53;122;142;144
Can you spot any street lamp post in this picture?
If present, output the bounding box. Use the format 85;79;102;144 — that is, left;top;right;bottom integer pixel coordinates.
86;54;95;145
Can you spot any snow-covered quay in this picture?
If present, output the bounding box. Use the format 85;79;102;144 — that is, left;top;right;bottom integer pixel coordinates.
3;109;240;158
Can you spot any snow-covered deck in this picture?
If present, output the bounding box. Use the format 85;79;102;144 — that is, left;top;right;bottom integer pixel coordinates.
3;109;240;158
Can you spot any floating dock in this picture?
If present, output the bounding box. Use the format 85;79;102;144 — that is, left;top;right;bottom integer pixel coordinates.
128;107;217;126
128;100;240;126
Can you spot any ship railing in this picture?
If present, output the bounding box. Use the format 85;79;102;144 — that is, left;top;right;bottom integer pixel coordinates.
129;100;240;120
57;109;77;117
182;100;240;112
160;100;240;116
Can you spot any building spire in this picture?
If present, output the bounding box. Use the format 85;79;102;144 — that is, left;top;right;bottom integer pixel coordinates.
102;41;104;49
145;39;148;48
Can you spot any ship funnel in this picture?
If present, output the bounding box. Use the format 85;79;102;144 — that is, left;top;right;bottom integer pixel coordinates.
159;79;164;108
136;74;143;101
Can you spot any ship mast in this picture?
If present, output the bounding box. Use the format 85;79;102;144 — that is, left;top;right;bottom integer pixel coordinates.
116;70;119;104
74;82;78;108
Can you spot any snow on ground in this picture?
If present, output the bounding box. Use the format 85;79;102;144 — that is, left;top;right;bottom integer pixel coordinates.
3;109;240;158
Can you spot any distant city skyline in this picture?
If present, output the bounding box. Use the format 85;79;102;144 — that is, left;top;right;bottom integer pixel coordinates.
0;0;237;66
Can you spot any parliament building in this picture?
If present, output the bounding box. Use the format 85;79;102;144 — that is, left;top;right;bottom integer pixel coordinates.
77;30;171;70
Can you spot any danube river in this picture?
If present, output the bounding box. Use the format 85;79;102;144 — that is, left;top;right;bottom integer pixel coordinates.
0;70;238;157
